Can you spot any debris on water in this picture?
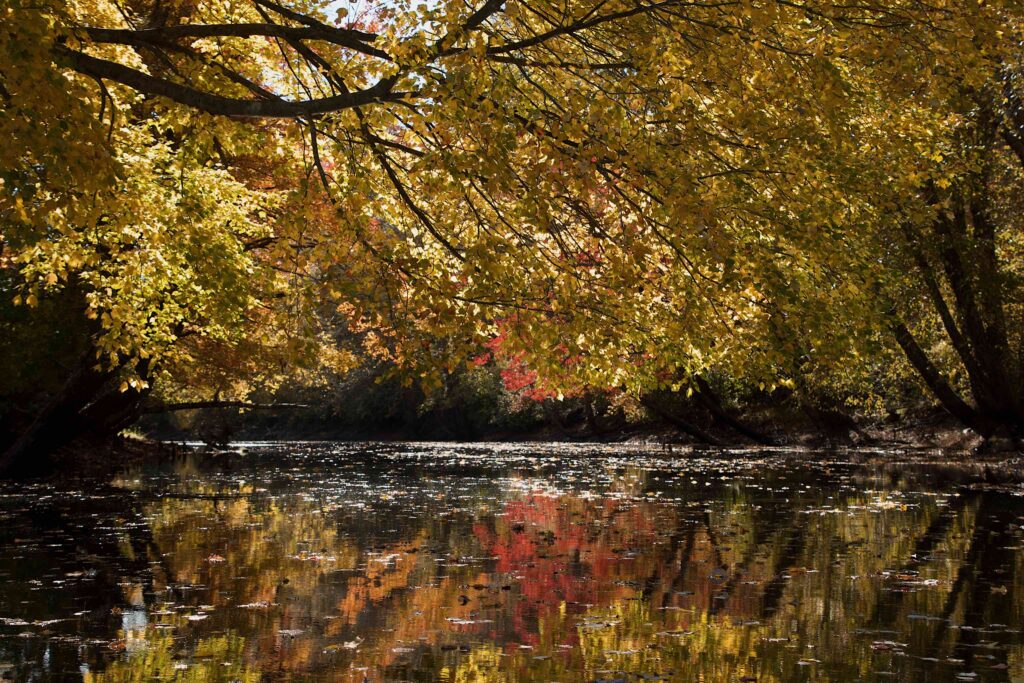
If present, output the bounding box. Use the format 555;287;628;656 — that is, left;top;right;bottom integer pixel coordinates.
0;442;1022;681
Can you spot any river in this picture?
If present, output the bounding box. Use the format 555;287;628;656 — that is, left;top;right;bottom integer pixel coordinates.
0;442;1022;681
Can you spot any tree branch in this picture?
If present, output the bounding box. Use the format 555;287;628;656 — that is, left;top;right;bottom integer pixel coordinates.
142;400;310;413
84;24;391;61
57;45;404;118
486;0;679;55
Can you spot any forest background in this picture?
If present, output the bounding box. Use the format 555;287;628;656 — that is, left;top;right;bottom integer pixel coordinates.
3;0;1024;469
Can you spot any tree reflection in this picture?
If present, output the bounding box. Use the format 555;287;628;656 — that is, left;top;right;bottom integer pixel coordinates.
1;451;1023;682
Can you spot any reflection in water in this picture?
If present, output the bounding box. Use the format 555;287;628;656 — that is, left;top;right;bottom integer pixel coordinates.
0;444;1023;682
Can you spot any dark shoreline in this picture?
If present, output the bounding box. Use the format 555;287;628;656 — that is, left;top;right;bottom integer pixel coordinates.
29;414;1020;484
145;411;1015;453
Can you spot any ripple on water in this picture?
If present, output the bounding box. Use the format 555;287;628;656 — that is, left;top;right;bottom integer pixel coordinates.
0;443;1021;682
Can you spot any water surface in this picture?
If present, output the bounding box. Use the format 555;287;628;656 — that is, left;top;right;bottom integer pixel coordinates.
0;443;1022;682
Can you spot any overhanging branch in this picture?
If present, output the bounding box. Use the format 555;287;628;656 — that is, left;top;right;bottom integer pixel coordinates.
142;401;311;413
56;45;404;117
84;24;391;60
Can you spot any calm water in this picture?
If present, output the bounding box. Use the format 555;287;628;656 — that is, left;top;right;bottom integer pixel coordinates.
0;443;1023;682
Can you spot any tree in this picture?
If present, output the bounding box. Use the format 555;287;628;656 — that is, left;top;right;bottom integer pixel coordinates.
1;1;362;469
4;0;1024;470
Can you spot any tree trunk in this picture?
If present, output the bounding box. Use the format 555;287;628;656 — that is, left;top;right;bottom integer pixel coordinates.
903;179;1022;435
582;391;604;436
639;393;723;446
0;357;152;476
0;359;114;475
903;230;994;410
968;197;1019;422
933;205;1017;420
693;376;778;446
890;319;995;437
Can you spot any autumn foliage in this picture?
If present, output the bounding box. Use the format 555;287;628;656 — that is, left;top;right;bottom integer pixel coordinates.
4;0;1024;467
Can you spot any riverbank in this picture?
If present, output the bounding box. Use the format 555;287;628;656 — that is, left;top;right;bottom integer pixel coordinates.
14;406;1016;483
143;406;1016;453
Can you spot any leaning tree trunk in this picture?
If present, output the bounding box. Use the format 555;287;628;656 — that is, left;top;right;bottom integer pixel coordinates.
0;357;152;476
893;176;1024;437
0;358;112;474
890;319;997;438
692;376;778;446
639;392;723;446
